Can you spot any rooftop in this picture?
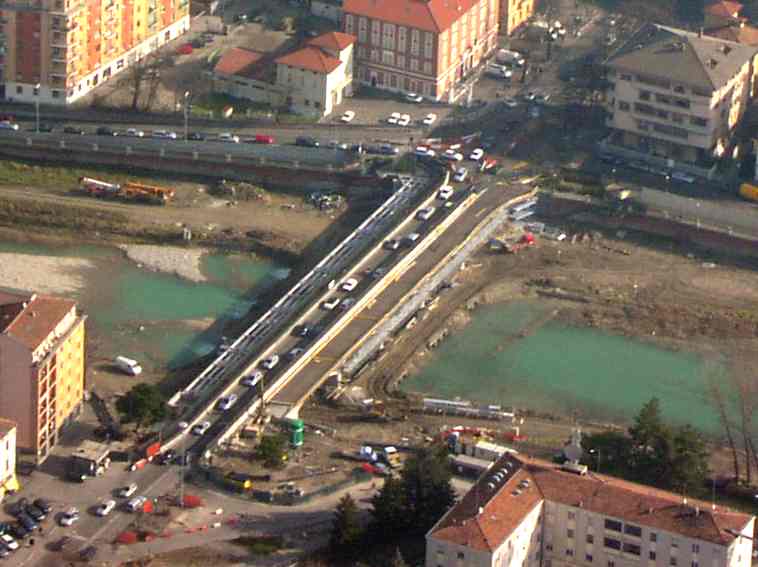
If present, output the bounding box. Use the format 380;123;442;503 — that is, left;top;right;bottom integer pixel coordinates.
430;454;753;552
213;48;272;81
706;22;758;46
306;31;355;52
0;418;16;437
343;0;482;33
275;46;342;74
0;289;76;351
705;0;744;19
605;22;758;91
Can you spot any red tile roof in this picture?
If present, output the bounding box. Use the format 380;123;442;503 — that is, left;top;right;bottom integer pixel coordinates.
707;22;758;45
306;31;356;52
275;46;342;74
0;290;76;351
706;0;744;19
344;0;483;33
213;48;266;79
430;455;753;552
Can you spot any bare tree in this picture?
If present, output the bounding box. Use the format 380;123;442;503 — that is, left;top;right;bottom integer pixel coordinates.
735;366;758;484
123;53;171;111
708;373;741;483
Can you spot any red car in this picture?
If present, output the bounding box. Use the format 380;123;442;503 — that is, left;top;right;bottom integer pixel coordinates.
177;43;193;55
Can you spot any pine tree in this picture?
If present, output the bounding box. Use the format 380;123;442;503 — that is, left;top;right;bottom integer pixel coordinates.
369;475;407;538
330;494;362;558
401;444;456;535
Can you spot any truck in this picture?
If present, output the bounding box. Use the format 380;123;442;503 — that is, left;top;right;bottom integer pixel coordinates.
67;441;111;482
382;446;402;469
115;356;142;376
739;183;758;203
79;176;121;197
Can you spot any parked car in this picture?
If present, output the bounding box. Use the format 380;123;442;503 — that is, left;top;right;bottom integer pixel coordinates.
396;113;411;127
340;278;359;292
217;393;238;411
152;130;177;139
415;146;436;158
534;93;551;104
59;507;80;527
9;525;28;540
405;92;423;103
96;126;118;136
217;132;240;143
422;113;437;126
453;168;468;182
0;533;18;550
126;496;147;513
187;131;206;141
386;112;401;125
502;97;519;108
94;500;116;517
79;545;98;562
33;498;51;514
402;232;421;246
443;149;464;161
124;128;145;137
158;449;176;465
117;483;138;498
191;421;212;436
262;354;280;370
25;503;46;521
383;239;400;251
339;297;356;310
292;324;311;338
378;144;399;155
295;136;319;147
0;121;20;131
468;148;484;161
286;347;305;360
63;125;85;135
672;171;695;183
17;513;37;531
437;185;454;200
340;110;355;123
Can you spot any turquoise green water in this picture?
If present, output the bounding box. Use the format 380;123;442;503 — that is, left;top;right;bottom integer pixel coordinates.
0;241;284;370
401;301;724;433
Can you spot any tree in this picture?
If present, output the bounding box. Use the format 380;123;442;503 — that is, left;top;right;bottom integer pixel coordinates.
255;434;287;468
670;425;709;493
582;430;633;475
329;494;362;559
629;397;667;449
708;373;741;482
390;547;409;567
369;475;407;538
115;383;166;429
400;444;456;535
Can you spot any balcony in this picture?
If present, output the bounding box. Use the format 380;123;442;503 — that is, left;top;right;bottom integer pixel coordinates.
50;34;68;47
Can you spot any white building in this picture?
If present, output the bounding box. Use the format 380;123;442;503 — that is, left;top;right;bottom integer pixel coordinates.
274;31;355;117
427;454;755;567
0;419;18;502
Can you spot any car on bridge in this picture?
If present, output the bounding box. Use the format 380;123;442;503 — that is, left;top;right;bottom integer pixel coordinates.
340;278;359;292
416;206;436;221
217;394;238;411
262;354;280;370
191;421;212;436
321;297;340;310
241;371;264;387
152;130;178;139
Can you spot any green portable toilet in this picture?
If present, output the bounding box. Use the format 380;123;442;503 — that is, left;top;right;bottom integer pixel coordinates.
289;419;304;448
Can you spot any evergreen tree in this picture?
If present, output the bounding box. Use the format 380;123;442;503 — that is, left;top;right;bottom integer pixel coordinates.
670;425;709;493
369;475;407;538
401;444;456;535
115;383;166;430
629;397;667;449
330;494;362;558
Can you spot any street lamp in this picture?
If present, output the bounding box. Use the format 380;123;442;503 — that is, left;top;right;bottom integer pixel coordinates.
34;83;41;134
183;90;191;142
588;448;601;474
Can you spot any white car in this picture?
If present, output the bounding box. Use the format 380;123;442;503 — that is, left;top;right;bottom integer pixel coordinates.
95;500;116;517
217;132;240;143
422;113;437;126
0;121;20;131
241;371;263;387
453;168;468;183
672;171;695;183
125;128;145;137
152;130;177;139
178;421;189;430
503;98;519;108
321;297;340;310
340;110;355;123
217;393;238;411
443;149;464;161
1;534;18;550
415;146;436;157
59;507;80;526
437;185;454;200
397;114;411;127
341;278;359;292
191;421;211;436
405;92;423;103
387;112;401;125
416;206;436;221
118;483;139;498
126;496;147;513
262;354;280;369
469;148;484;161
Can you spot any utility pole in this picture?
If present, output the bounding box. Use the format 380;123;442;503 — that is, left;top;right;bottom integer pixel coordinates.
34;83;41;134
183;90;191;142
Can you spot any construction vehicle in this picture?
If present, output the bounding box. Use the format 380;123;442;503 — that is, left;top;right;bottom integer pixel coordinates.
381;446;402;469
504;232;535;254
79;177;121;197
739;183;758;203
78;177;175;205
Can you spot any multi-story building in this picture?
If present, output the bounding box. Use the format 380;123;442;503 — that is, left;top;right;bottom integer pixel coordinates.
500;0;534;36
0;289;86;463
0;0;190;105
602;23;758;176
342;0;499;102
0;419;18;502
427;454;755;567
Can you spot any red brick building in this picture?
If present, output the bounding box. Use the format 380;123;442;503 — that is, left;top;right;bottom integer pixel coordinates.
343;0;499;102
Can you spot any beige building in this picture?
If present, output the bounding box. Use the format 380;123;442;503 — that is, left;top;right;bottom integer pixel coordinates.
602;23;758;176
500;0;535;36
0;290;86;463
427;454;755;567
0;419;18;502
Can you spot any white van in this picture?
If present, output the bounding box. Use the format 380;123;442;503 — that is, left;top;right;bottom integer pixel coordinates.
115;356;142;376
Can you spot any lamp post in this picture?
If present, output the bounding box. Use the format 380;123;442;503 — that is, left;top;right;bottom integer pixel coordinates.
34;83;41;134
183;90;191;142
588;448;601;474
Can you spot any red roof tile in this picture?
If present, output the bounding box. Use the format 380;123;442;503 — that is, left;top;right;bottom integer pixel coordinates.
275;46;342;74
213;48;266;79
707;22;758;45
430;455;753;552
344;0;483;33
706;0;744;19
0;290;76;351
307;31;356;52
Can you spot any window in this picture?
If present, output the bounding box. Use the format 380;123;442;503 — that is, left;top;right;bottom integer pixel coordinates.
358;17;367;42
546;544;554;552
604;520;622;532
691;562;698;567
639;90;651;101
566;549;575;557
656;94;671;104
624;524;642;537
423;61;431;74
690;116;707;127
410;58;418;71
344;14;354;34
424;32;433;58
586;554;593;562
618;101;630;111
608;561;615;567
382;50;394;65
397;55;405;69
371;20;380;45
382;23;395;49
398;27;406;52
587;535;594;544
674;84;685;94
568;511;576;520
622;543;641;556
692;544;700;553
671;558;677;566
604;538;621;550
16;85;22;94
650;551;657;560
457;552;464;559
568;529;575;539
410;29;420;55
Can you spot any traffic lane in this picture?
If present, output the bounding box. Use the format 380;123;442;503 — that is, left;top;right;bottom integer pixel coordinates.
274;185;505;404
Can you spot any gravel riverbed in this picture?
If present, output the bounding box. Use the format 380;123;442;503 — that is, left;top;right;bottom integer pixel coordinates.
0;252;94;295
120;244;206;283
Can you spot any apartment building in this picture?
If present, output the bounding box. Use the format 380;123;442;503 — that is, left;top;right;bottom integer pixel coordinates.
500;0;534;36
602;23;758;175
0;290;86;463
0;419;18;502
0;0;190;105
342;0;499;102
427;454;755;567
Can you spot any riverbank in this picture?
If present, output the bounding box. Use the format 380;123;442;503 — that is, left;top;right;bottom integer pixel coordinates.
0;251;94;295
120;244;206;283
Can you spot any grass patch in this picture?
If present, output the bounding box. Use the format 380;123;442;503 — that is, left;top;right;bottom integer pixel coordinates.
0;159;179;190
232;535;285;556
191;93;276;119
